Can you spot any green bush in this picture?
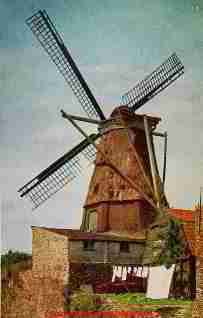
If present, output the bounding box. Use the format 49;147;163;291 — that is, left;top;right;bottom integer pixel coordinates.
70;291;104;311
1;250;31;268
159;219;185;268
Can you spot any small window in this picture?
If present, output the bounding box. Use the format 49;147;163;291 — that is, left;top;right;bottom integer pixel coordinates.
120;242;130;253
87;210;97;232
83;240;95;251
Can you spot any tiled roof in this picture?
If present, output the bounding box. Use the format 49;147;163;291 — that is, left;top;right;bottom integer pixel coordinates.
168;208;196;255
183;222;196;255
168;208;194;222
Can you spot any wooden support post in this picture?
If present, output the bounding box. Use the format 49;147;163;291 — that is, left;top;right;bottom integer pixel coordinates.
60;111;104;125
126;129;155;198
151;134;160;180
199;187;202;234
144;115;160;207
163;132;168;189
104;241;108;263
151;134;165;199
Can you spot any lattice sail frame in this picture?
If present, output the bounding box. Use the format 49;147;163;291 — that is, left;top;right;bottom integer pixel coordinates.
122;53;184;111
26;10;105;120
18;134;99;209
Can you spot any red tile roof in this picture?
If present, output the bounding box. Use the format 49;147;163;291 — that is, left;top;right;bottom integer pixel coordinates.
183;222;196;255
168;208;196;255
168;208;194;222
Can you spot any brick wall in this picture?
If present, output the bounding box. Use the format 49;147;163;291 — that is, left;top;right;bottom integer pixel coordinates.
194;208;203;301
32;227;69;283
196;235;203;310
192;207;203;317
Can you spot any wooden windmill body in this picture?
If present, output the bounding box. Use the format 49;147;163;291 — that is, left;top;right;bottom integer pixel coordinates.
81;106;161;233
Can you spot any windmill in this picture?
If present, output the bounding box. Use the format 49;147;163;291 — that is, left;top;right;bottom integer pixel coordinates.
18;10;184;234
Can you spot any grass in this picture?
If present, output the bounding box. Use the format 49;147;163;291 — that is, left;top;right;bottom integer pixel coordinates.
101;292;193;315
105;292;192;305
1;250;32;281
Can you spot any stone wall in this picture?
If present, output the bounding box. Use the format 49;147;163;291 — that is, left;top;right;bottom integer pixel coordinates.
69;239;145;265
32;227;69;283
107;241;144;264
69;240;106;263
3;269;65;318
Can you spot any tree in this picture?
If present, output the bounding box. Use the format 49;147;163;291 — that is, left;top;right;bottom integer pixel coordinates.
159;219;185;268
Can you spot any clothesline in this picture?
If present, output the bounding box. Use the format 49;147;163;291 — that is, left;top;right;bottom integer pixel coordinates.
112;265;149;282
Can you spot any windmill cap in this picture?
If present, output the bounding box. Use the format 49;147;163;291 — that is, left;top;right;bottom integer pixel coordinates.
110;105;161;126
110;105;134;118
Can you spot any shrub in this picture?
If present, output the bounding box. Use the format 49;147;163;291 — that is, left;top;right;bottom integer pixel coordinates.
70;291;104;311
1;250;31;268
159;219;185;268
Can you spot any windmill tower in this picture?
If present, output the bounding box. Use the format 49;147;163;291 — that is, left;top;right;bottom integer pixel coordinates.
81;107;162;234
19;10;184;237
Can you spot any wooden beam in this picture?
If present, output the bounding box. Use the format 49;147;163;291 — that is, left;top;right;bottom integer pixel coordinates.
124;128;155;199
61;110;103;125
144;116;160;207
163;132;168;188
110;108;156;202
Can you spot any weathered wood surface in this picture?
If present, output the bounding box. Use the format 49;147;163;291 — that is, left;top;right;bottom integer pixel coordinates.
85;122;156;206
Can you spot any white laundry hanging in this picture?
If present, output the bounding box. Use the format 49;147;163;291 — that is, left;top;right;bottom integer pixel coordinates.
147;265;175;299
142;266;149;278
122;266;127;280
127;266;132;274
136;266;142;277
117;266;122;278
133;267;137;276
112;265;122;282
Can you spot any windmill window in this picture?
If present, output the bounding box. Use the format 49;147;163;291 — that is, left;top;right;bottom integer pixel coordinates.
120;242;130;253
83;240;95;251
87;209;97;232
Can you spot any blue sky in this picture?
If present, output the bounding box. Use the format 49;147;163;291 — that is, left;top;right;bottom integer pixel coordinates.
1;0;203;252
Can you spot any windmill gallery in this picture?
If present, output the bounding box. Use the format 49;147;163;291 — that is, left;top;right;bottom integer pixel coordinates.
18;10;200;300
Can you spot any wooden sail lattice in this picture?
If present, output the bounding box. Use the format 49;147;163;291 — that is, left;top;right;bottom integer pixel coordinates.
26;10;105;120
82;144;97;162
18;134;99;209
122;53;184;111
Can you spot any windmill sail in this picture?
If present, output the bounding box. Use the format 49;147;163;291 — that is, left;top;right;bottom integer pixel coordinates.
18;133;100;209
122;53;184;111
26;10;105;120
